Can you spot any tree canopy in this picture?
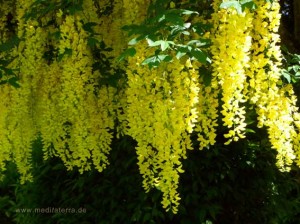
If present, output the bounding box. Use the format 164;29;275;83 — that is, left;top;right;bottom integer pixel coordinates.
0;0;300;221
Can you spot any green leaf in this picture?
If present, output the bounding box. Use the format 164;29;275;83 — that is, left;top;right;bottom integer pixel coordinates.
157;14;166;23
128;36;144;45
184;23;191;28
157;54;172;62
245;128;256;133
165;12;184;26
0;59;10;67
191;49;207;64
8;77;20;88
122;24;148;36
87;37;99;48
82;22;97;33
241;0;257;10
199;67;212;86
58;48;72;61
0;36;20;52
160;41;169;51
142;56;160;68
141;54;171;68
175;45;189;59
182;31;190;35
179;9;199;15
192;23;213;35
187;40;202;46
117;47;136;61
67;0;83;15
170;25;185;36
282;70;291;83
147;39;163;47
0;80;8;85
100;73;120;87
176;50;186;59
51;31;61;40
220;1;242;14
292;65;300;72
0;67;14;76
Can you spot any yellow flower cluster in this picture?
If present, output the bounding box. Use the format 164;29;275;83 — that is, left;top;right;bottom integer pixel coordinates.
209;0;298;170
0;0;116;181
210;2;253;144
41;7;114;173
0;1;12;41
1;0;300;214
125;42;199;213
0;0;44;183
196;78;219;149
248;0;296;170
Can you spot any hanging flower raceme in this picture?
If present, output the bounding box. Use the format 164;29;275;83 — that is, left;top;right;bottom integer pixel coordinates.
2;0;300;215
125;41;199;213
248;0;297;170
210;1;253;144
0;0;13;41
0;0;47;183
43;7;115;173
196;77;219;149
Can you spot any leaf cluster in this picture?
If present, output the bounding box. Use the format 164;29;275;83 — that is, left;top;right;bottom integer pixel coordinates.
119;1;212;68
0;36;21;88
220;0;257;14
24;0;84;22
281;47;300;84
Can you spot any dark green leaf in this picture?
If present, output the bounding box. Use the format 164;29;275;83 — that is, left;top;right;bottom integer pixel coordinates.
0;67;14;76
199;67;212;86
82;22;98;33
67;0;83;15
122;24;148;36
175;46;189;59
8;77;20;88
165;13;184;26
0;80;8;85
0;36;20;52
241;0;257;10
117;47;136;61
52;31;61;40
191;49;207;64
105;47;113;52
87;37;99;48
100;74;120;87
58;48;72;61
0;59;10;66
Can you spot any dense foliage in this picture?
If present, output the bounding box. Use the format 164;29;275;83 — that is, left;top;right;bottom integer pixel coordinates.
1;136;300;223
1;0;300;221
